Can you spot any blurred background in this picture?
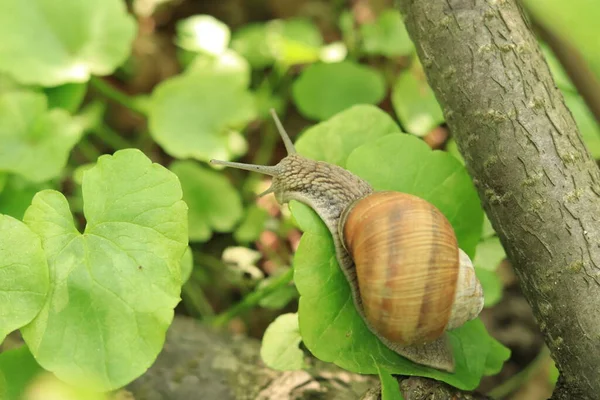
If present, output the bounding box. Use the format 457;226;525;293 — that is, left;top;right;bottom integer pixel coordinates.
2;0;599;398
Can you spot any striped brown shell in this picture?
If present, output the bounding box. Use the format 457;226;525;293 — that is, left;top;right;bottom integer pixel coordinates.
341;191;482;346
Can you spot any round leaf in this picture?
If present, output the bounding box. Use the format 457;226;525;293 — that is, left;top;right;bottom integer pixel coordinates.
295;105;401;168
185;50;251;88
44;83;88;113
21;149;188;391
347;135;482;256
260;313;306;371
292;61;386;121
360;10;414;57
392;64;445;136
149;73;256;162
0;175;55;220
0;91;85;182
0;0;137;86
0;215;49;343
0;346;44;400
231;23;275;69
170;160;243;242
288;119;506;389
180;247;193;284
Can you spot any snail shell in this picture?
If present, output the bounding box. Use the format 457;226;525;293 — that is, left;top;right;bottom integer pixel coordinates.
211;110;485;372
340;191;484;347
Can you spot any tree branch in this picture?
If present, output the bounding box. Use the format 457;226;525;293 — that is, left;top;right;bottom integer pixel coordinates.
396;1;600;399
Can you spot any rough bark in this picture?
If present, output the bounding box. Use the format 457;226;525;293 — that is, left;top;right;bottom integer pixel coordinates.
122;317;490;400
396;1;600;399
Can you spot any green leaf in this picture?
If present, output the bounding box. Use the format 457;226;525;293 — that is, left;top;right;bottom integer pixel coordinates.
231;23;275;69
176;15;230;55
481;214;496;238
21;149;188;391
149;72;256;162
347;135;482;256
170;160;243;242
260;313;306;371
392;62;444;136
474;237;506;272
268;18;323;66
234;204;270;244
0;215;49;343
185;50;251;88
0;90;85;182
360;10;414;57
0;0;137;86
476;268;503;308
293;61;386;121
0;175;55;220
563;91;600;159
258;267;298;310
180;246;193;284
44;83;88;113
0;346;44;400
295;105;401;168
445;138;465;165
540;44;576;93
375;365;404;400
288;115;506;389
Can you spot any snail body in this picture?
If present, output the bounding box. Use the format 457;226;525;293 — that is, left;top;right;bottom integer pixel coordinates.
211;111;484;372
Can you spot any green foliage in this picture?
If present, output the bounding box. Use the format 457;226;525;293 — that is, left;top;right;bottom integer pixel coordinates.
234;205;270;243
0;90;85;182
180;247;194;284
260;313;306;371
149;70;255;162
289;108;509;390
0;346;44;400
258;267;298;309
0;175;55;220
292;62;386;121
0;0;136;86
44;83;88;113
474;237;506;307
170;160;243;242
0;215;49;344
360;10;414;57
21;149;187;391
523;0;600;79
392;60;445;136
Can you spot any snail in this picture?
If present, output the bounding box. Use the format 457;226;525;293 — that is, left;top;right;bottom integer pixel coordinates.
210;110;484;372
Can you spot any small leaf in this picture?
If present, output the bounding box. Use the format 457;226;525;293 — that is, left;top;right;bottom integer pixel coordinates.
258;267;298;310
481;214;496;238
22;149;188;391
360;10;414;57
0;90;85;182
0;175;55;220
392;61;445;136
44;83;88;113
474;237;506;272
260;313;306;371
231;23;275;69
295;105;401;168
0;346;44;400
0;0;137;86
234;204;270;244
180;246;194;284
476;268;503;307
445;138;465;165
293;61;386;121
176;15;230;55
149;72;256;162
268;18;324;66
374;365;404;400
540;43;576;93
0;215;49;343
170;161;243;242
186;50;251;89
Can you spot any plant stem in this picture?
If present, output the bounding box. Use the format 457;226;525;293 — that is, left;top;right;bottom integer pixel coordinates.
181;281;215;318
90;77;147;116
211;267;294;328
93;123;134;150
77;137;101;162
487;347;551;399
